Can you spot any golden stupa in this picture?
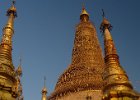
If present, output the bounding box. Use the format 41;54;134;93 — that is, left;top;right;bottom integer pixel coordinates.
0;1;23;100
0;1;139;100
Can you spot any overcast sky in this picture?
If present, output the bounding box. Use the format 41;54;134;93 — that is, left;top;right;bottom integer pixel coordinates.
0;0;140;100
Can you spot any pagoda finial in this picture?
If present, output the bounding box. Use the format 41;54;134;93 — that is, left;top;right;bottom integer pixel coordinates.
100;9;112;33
100;12;138;100
16;56;23;76
80;4;89;22
102;9;105;18
12;0;16;7
13;0;16;4
19;55;22;66
100;13;116;56
44;76;46;88
7;0;17;17
16;56;23;100
82;0;85;10
41;77;47;100
82;0;86;8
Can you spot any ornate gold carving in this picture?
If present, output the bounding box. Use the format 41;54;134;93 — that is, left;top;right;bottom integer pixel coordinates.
0;1;22;100
49;8;105;99
100;17;138;99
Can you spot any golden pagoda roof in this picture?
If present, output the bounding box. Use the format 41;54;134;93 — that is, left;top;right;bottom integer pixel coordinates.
49;8;105;99
0;1;20;99
80;7;89;16
100;17;136;98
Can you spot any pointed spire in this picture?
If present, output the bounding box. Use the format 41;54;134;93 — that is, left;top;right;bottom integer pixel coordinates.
16;57;23;76
49;6;105;99
100;10;123;73
100;9;112;33
0;0;17;68
7;0;17;17
41;77;47;100
44;76;46;89
102;9;105;18
80;5;89;16
80;6;89;22
100;13;117;56
100;10;138;99
0;1;20;99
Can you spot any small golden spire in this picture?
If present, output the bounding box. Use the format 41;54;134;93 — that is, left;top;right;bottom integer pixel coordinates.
0;0;17;68
100;10;116;56
80;5;89;22
0;1;19;99
16;57;23;76
100;20;117;56
100;9;112;33
7;0;17;17
41;77;47;100
100;11;136;99
80;6;89;16
15;57;23;100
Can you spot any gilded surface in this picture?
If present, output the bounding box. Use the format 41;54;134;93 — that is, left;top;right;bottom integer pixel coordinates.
41;78;47;100
0;1;23;100
52;90;103;100
42;89;47;100
100;17;139;99
49;8;105;99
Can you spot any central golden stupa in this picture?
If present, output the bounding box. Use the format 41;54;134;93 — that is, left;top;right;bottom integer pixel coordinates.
0;1;139;100
49;7;105;100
